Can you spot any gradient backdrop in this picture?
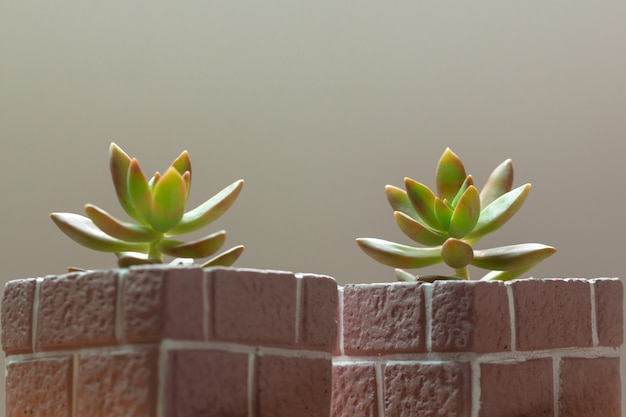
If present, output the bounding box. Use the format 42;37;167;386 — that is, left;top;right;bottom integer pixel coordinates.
1;0;625;414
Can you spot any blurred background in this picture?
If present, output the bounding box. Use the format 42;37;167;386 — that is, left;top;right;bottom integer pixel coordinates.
1;0;625;414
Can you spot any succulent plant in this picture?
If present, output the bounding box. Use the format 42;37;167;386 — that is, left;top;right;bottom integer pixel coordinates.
51;143;245;268
357;148;556;282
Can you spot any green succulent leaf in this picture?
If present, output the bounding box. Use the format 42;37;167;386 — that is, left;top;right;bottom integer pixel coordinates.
168;179;244;235
157;230;226;258
201;245;245;267
395;269;417;282
441;238;474;269
404;178;443;232
356;238;442;269
171;150;191;177
448;185;480;239
436;148;467;201
433;198;453;232
451;175;474;208
127;158;153;225
480;159;513;207
150;167;188;233
50;213;149;253
465;184;531;242
84;204;158;242
148;172;161;192
480;266;534;281
109;143;141;222
385;185;421;222
471;243;556;271
394;211;447;246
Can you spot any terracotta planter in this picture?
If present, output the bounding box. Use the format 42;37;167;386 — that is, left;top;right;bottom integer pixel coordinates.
2;269;623;417
1;266;338;417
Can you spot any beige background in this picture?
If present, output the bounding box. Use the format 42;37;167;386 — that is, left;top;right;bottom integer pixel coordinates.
1;0;625;415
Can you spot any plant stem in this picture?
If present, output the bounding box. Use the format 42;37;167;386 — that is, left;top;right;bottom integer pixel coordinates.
455;266;470;280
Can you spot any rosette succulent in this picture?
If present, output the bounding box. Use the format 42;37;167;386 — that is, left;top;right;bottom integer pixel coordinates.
357;148;556;282
51;143;244;268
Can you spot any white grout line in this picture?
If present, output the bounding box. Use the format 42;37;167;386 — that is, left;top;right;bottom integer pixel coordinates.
72;353;79;417
423;284;433;352
506;284;517;352
470;358;481;417
553;357;561;417
115;271;125;343
248;352;256;417
202;273;210;341
375;362;385;417
589;281;599;347
337;287;345;356
156;344;168;417
294;274;303;345
32;278;43;353
6;344;161;364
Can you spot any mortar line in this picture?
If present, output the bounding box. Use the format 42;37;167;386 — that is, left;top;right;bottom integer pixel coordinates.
337;287;345;356
294;274;303;345
589;281;599;346
32;277;43;353
375;362;386;417
115;271;125;343
156;344;168;417
423;284;433;352
470;358;481;417
506;284;517;352
202;273;210;341
72;353;78;417
248;352;256;417
553;356;561;417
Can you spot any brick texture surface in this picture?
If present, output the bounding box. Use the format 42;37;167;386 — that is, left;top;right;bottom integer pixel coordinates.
258;355;332;417
331;364;378;417
37;271;118;350
594;278;623;346
122;269;164;342
513;279;592;350
431;281;511;352
77;350;158;417
560;357;621;417
343;283;425;355
1;278;36;354
383;361;470;417
212;269;297;345
6;356;72;417
479;359;553;417
167;350;249;417
300;274;338;350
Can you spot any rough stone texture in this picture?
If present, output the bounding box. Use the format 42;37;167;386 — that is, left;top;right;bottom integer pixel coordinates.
594;278;623;346
512;279;592;350
163;268;204;340
479;359;553;417
300;274;338;350
258;355;332;417
383;361;470;417
122;268;164;342
560;357;621;417
343;283;425;355
331;364;378;417
167;350;249;417
1;278;36;354
77;350;158;417
6;356;72;417
212;268;297;345
431;281;511;352
37;270;118;350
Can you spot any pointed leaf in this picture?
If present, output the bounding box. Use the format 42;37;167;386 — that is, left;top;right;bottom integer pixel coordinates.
127;158;153;225
451;175;474;208
465;184;531;242
109;143;141;222
50;212;149;253
201;245;245;267
395;269;417;282
433;198;453;232
404;178;443;232
168;180;244;235
157;230;226;258
150;167;188;233
85;204;158;242
436;148;467;201
480;159;513;207
448;185;480;239
356;238;442;269
394;211;447;246
471;243;556;271
171;150;192;178
148;172;161;192
386;185;420;221
480;265;534;281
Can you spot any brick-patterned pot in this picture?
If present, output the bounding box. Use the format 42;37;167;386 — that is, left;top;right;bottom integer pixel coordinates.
1;266;338;417
331;278;623;417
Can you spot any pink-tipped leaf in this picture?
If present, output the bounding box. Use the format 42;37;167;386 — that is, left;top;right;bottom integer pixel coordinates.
480;159;514;207
150;167;188;233
471;243;556;271
435;148;467;201
448;185;480;239
157;230;226;258
84;204;157;242
404;178;443;232
109;143;141;222
394;211;447;246
127;158;153;225
356;238;442;269
201;245;245;267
